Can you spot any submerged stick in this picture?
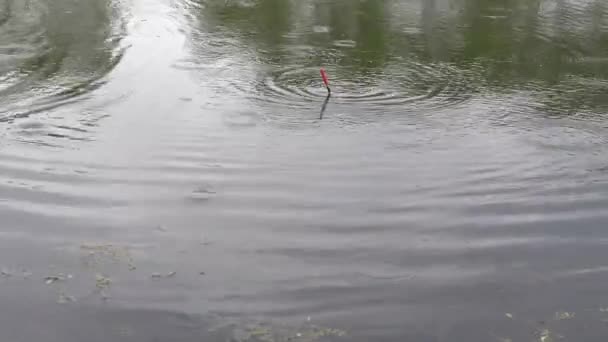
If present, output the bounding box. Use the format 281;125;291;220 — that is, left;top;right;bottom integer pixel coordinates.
320;68;331;94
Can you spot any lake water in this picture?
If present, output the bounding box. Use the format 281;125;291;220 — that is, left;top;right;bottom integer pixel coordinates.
2;0;608;341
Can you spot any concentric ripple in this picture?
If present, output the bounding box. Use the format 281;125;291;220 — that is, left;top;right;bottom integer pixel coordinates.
243;61;475;126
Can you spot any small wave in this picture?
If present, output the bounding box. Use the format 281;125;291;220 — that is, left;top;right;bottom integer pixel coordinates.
0;0;127;128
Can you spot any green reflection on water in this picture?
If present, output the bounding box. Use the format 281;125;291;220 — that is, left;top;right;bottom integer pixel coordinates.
195;0;608;116
0;0;124;108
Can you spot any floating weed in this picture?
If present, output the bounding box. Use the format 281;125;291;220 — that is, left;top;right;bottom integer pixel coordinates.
44;273;72;285
239;322;347;342
554;311;575;320
539;329;552;342
95;274;112;289
300;327;347;339
151;271;176;279
246;325;274;342
191;187;216;201
540;328;563;342
45;277;59;284
80;243;135;270
538;328;564;342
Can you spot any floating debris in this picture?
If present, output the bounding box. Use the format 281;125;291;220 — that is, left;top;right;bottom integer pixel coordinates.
308;327;347;338
505;313;513;319
539;328;552;342
95;274;112;289
240;322;347;342
45;273;72;285
554;311;575;320
45;277;60;284
151;271;176;279
539;329;556;342
91;273;112;301
1;268;11;277
538;328;564;342
191;187;217;201
247;326;273;342
80;243;135;270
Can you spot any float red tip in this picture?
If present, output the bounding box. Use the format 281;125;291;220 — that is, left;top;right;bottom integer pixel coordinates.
320;68;330;93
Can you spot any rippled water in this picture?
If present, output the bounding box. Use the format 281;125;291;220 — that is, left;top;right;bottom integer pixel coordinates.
2;0;608;341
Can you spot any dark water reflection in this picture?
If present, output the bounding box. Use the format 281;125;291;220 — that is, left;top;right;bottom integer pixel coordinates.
0;0;124;141
2;0;608;341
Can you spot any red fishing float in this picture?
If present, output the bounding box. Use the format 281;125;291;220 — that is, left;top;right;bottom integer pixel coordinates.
320;68;331;94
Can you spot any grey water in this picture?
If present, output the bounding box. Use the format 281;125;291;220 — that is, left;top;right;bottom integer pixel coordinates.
2;0;608;341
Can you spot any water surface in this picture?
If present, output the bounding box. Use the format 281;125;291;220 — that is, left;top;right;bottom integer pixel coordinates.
2;0;608;341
